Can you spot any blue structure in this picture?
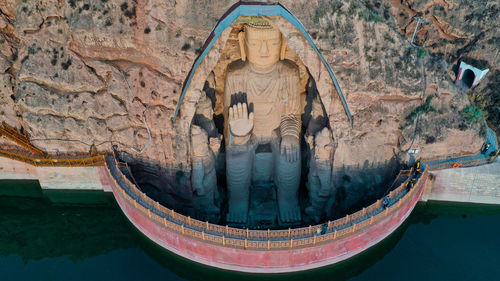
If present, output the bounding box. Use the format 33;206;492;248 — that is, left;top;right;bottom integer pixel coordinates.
173;1;353;127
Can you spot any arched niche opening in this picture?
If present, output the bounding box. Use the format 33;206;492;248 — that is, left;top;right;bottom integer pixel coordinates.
174;3;353;169
164;2;358;228
175;16;352;227
462;69;475;89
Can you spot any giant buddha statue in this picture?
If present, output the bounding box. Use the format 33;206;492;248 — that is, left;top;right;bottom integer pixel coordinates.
223;19;302;224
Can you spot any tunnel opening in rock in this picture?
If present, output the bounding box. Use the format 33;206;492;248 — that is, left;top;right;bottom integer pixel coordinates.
462;69;475;88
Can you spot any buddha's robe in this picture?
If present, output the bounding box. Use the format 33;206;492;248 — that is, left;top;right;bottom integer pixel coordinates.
224;60;301;144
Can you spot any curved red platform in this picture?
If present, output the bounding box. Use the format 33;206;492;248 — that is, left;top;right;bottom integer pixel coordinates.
109;169;427;273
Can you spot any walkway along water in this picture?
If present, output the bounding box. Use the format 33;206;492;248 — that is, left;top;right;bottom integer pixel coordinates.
103;154;427;272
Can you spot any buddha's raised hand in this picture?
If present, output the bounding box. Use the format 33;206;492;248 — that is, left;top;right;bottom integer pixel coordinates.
229;102;254;145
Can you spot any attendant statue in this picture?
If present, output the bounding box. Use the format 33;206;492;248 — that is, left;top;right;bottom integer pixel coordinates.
191;125;220;222
305;127;335;223
194;85;218;139
224;18;302;224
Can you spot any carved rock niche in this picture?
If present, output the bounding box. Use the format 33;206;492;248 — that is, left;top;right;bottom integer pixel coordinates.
180;15;346;226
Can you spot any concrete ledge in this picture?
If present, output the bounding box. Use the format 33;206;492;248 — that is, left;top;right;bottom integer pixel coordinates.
421;158;500;204
0;157;38;180
0;157;112;192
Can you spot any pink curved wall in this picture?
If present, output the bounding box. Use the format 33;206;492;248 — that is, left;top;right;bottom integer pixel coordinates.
111;177;426;273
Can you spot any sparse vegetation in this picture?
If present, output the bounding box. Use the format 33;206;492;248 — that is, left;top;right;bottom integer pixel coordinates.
28;45;36;55
384;32;395;44
348;2;361;15
460;105;483;124
313;1;344;24
123;5;136;19
358;10;384;22
417;48;426;58
68;0;76;9
61;58;72;70
120;2;128;11
401;96;435;129
425;135;436;144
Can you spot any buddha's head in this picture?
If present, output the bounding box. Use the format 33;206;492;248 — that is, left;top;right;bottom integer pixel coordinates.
238;19;286;70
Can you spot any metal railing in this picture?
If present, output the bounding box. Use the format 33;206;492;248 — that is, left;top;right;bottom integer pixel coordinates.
424;153;497;170
0;149;105;167
104;155;427;250
0;122;45;157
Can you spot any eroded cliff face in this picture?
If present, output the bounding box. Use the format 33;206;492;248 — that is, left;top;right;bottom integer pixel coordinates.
0;0;493;212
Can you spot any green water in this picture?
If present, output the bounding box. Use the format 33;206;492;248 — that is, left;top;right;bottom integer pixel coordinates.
0;182;499;281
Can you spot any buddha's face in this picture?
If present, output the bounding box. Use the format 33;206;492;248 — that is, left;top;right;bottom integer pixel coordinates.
244;27;282;70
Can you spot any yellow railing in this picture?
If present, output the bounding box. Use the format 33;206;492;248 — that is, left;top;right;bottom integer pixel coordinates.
0;149;105;167
0;122;46;157
105;156;428;251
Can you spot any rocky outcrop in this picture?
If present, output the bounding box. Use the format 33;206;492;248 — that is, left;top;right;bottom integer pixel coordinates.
382;0;499;134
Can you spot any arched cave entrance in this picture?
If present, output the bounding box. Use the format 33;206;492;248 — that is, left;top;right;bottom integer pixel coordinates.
462;69;475;88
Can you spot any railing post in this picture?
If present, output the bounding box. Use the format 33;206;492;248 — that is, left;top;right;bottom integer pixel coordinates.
267;229;270;239
334;230;337;239
245;239;248;249
182;225;185;234
309;225;312;234
288;228;291;237
163;218;167;227
202;231;205;240
222;235;225;245
187;216;191;225
226;225;229;235
267;240;270;250
328;221;331;230
290;239;293;248
246;228;249;238
369;216;374;225
352;223;356;232
313;235;316;245
206;221;209;229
